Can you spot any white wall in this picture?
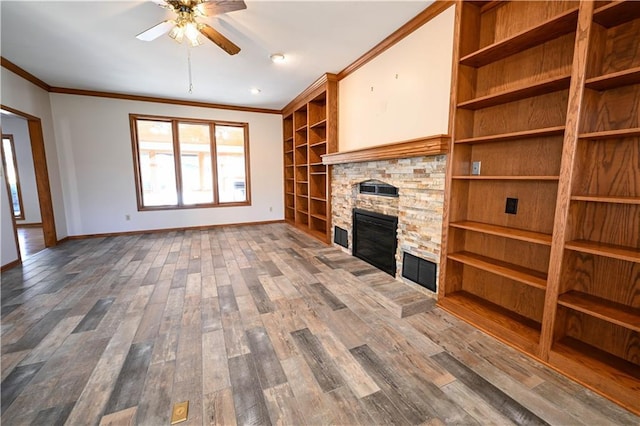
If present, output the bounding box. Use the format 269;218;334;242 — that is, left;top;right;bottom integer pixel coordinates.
1;68;68;267
1;162;20;266
339;6;455;151
2;116;42;224
50;93;283;236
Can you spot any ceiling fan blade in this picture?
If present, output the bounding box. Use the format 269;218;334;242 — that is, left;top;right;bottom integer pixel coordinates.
136;20;176;41
199;0;246;16
199;24;241;55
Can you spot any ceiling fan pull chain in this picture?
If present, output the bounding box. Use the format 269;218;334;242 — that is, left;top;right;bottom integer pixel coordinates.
187;44;194;94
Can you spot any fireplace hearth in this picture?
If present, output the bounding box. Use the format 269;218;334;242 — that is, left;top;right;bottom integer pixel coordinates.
352;209;398;276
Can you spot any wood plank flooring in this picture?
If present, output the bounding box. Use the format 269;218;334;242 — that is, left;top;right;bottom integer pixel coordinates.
1;223;638;425
17;226;46;259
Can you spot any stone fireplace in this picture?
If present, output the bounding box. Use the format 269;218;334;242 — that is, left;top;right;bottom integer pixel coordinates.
329;154;447;295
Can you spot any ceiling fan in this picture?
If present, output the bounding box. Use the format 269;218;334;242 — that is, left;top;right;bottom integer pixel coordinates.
136;0;246;55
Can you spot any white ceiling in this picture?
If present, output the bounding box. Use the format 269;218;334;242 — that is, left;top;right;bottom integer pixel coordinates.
1;1;432;110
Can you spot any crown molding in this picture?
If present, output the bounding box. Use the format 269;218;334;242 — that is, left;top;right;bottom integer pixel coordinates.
1;57;51;91
48;87;281;115
1;56;281;115
337;0;454;80
281;73;338;116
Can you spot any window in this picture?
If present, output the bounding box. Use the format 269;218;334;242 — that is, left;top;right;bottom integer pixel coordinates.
1;134;25;219
130;115;250;210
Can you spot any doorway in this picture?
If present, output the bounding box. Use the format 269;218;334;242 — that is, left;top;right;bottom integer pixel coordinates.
1;105;57;264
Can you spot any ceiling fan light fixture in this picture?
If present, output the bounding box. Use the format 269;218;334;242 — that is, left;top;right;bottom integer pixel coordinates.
184;22;201;45
270;53;286;63
168;25;184;43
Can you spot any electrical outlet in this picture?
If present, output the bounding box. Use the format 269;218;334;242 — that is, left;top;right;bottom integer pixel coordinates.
125;214;131;221
471;161;481;176
505;198;518;215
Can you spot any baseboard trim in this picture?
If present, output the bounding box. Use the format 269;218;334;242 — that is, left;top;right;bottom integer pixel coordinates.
64;220;286;240
1;259;22;272
16;222;43;228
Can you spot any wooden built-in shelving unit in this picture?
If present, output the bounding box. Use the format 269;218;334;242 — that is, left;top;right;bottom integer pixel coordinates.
440;0;640;414
282;74;337;243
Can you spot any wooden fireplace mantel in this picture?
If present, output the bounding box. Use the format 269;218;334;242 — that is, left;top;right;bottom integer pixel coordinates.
321;134;450;165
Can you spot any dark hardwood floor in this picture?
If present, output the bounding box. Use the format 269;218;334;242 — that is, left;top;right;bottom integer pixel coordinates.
17;226;46;259
1;223;638;425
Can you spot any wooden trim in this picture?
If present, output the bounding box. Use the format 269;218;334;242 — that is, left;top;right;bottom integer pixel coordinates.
281;74;338;117
321;134;449;165
64;219;286;240
130;114;252;210
1;104;58;248
439;0;464;300
336;0;454;80
0;57;51;91
1;137;22;268
539;0;595;361
1;259;21;272
2;56;281;115
26;119;57;246
16;222;43;228
0;104;39;121
50;87;281;115
1;134;26;220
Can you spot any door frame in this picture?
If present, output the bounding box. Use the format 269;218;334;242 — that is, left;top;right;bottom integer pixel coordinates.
1;104;57;248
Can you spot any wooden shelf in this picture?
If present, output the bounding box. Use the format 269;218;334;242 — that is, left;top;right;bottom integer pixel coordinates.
455;126;565;144
459;8;579;67
282;73;336;244
285;136;293;142
564;240;640;263
309;118;327;129
310;213;327;221
593;1;640;28
452;175;559;181
549;338;640;414
438;292;541;354
571;195;640;205
444;1;640;412
448;251;548;290
585;67;640;91
458;75;571;110
558;291;640;333
449;221;552;246
579;128;640;139
310;196;326;202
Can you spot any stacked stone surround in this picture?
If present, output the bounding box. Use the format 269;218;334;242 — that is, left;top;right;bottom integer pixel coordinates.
330;155;447;295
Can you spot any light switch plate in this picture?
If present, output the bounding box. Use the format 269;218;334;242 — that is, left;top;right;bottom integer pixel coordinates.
471;161;481;176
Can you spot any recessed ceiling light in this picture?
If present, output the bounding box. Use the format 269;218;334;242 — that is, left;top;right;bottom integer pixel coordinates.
250;88;261;95
270;53;286;63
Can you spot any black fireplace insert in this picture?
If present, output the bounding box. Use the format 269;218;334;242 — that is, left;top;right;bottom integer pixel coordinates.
352;209;398;276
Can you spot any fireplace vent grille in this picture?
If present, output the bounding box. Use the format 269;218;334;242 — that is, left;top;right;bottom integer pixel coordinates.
359;180;399;197
402;252;437;292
